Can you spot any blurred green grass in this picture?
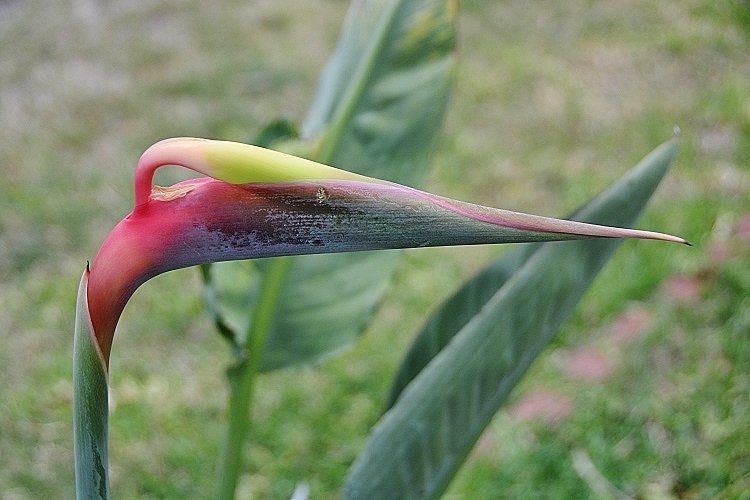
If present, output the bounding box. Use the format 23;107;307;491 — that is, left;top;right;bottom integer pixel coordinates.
1;0;748;498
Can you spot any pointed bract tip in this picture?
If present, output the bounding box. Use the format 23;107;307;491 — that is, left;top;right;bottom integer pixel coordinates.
637;230;690;246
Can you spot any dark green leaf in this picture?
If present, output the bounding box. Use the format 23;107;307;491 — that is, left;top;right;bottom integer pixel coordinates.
253;118;298;149
344;137;681;499
258;252;395;370
302;0;456;184
204;0;457;370
383;244;538;411
201;261;262;355
203;252;396;370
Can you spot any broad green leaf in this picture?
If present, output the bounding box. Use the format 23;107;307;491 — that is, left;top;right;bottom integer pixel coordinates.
344;137;682;499
257;252;400;370
201;261;262;355
252;118;298;150
302;0;457;184
203;252;393;371
258;252;395;370
205;0;457;370
383;244;538;411
73;268;109;499
382;163;641;409
384;137;683;410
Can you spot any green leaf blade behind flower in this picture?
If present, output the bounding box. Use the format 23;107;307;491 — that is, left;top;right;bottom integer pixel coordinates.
204;0;458;370
254;252;400;371
203;252;393;371
302;0;456;184
256;252;395;371
266;0;457;370
344;136;682;499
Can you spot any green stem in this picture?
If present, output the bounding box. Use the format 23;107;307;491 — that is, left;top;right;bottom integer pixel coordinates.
215;256;291;500
73;270;110;500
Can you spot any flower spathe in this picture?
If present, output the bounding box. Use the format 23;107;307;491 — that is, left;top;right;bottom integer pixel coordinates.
85;137;688;367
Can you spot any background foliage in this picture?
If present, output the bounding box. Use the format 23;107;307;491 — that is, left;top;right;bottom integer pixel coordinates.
1;0;748;497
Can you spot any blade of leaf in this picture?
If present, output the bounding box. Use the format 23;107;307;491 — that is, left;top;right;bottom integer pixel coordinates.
252;118;298;150
302;0;456;185
201;260;262;354
343;136;681;499
204;252;394;371
73;267;110;499
258;251;395;370
262;0;456;369
205;0;457;371
384;137;680;410
383;244;538;411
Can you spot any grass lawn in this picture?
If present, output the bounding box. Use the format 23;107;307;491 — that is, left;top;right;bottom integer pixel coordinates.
1;0;748;497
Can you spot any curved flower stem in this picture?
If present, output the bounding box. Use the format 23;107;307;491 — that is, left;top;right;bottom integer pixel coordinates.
215;256;291;500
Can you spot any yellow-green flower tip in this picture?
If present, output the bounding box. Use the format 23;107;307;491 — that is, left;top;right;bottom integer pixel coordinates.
202;138;370;184
135;137;377;207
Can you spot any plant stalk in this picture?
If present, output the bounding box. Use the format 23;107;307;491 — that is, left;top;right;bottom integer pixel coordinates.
215;256;291;500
